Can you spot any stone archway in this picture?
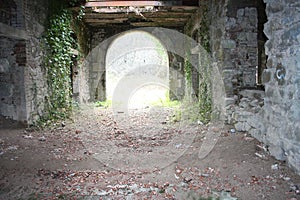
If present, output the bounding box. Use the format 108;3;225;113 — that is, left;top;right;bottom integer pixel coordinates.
85;27;189;104
79;27;221;115
105;30;169;109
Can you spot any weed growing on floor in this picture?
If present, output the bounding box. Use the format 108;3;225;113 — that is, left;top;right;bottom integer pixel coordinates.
151;91;181;108
95;100;112;108
151;98;181;108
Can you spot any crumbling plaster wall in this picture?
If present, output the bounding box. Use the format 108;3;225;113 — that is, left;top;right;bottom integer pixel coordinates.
0;0;27;122
24;0;49;123
0;0;49;124
0;38;26;122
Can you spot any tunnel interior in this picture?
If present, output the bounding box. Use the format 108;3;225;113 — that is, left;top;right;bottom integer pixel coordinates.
0;0;299;176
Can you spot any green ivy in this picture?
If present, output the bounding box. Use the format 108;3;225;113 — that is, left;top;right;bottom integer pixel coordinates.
44;9;75;120
184;56;192;84
182;6;212;124
199;7;210;53
198;82;212;124
198;6;212;123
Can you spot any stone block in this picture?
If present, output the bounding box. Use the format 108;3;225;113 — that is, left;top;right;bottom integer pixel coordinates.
237;32;247;42
282;23;300;46
287;152;300;175
266;2;284;14
249;15;258;27
224;97;236;106
239;99;250;109
221;40;236;49
269;144;286;161
235;121;251;132
0;58;10;73
0;83;14;97
249;99;259;107
249;128;265;143
248;115;264;129
242;70;256;87
262;69;272;84
225;17;237;30
237;8;244;18
241;89;265;99
233;110;253;122
245;7;257;18
289;102;300;119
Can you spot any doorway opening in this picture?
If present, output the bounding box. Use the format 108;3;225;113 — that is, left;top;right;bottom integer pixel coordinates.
106;30;169;110
257;0;268;88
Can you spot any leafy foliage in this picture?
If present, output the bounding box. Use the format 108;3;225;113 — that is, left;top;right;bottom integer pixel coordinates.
199;7;210;53
44;9;75;120
184;56;192;84
198;81;212;124
95;100;112;108
182;6;212;124
68;0;86;7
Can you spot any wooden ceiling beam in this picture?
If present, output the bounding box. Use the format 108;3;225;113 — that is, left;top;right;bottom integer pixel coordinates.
130;21;185;27
85;1;182;7
84;18;128;23
84;17;188;23
83;12;193;19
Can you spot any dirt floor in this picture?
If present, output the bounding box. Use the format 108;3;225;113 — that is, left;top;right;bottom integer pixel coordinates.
0;104;299;200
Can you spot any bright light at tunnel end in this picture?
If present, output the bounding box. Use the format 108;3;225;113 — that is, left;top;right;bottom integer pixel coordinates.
80;27;226;171
106;30;169;111
128;83;169;109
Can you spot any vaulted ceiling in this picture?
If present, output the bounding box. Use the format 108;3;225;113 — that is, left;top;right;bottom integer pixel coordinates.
81;0;199;27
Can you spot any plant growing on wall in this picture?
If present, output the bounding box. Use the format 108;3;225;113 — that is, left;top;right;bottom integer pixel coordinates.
199;7;210;53
184;53;192;84
198;77;212;124
198;7;212;123
44;9;76;120
182;6;212;124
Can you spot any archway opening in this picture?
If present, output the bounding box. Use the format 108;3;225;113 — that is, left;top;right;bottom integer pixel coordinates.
106;30;169;110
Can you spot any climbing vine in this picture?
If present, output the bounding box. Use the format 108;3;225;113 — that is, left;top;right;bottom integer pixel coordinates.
43;9;76;121
199;7;210;53
198;6;212;123
181;7;212;124
183;17;193;84
198;75;212;124
184;54;192;84
34;0;88;126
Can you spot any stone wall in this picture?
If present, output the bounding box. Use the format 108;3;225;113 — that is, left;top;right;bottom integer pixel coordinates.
0;0;28;122
0;38;26;122
23;0;49;123
0;0;49;124
260;0;300;174
86;27;123;101
207;0;265;123
207;0;300;175
207;0;229;120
